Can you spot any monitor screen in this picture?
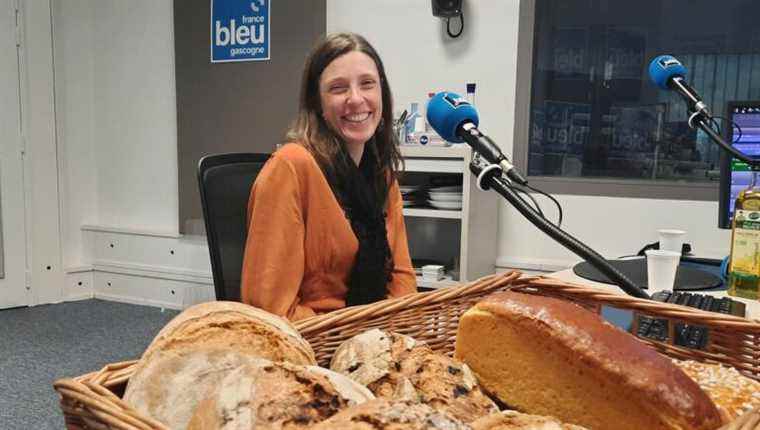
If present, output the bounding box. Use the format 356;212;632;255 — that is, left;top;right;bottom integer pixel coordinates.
718;101;760;229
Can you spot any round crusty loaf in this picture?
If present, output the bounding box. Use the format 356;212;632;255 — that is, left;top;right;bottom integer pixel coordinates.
310;399;470;430
454;291;723;430
124;302;316;429
123;348;272;430
470;411;589;430
673;359;760;422
140;301;315;365
330;328;498;423
187;360;375;430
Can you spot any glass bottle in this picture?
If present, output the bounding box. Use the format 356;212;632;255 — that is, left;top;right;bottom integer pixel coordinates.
466;82;476;105
728;168;760;299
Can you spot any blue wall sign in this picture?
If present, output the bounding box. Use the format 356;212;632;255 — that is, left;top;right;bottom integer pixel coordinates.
210;0;270;63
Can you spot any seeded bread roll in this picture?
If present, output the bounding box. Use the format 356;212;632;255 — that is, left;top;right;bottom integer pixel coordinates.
330;329;425;400
187;360;375;430
140;301;315;365
674;359;760;422
471;411;589;430
310;399;470;430
454;291;723;430
330;328;498;422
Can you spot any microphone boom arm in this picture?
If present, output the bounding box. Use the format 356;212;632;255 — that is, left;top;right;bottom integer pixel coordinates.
469;156;650;299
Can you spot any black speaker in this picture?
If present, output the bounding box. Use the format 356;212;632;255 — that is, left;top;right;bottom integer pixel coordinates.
432;0;462;18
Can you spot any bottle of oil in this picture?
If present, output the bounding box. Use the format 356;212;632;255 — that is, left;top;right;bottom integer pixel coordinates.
728;167;760;299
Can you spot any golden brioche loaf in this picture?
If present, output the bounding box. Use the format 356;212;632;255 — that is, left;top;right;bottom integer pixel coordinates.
330;329;498;422
470;410;589;429
141;300;315;365
187;360;375;429
673;360;760;422
454;291;723;430
310;399;470;430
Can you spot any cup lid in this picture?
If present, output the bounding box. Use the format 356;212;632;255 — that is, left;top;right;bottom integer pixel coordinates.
657;229;686;235
645;249;681;257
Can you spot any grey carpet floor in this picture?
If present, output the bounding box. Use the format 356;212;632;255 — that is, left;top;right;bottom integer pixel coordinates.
0;299;179;429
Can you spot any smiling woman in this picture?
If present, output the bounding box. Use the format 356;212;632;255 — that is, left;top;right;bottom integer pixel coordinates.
240;33;417;321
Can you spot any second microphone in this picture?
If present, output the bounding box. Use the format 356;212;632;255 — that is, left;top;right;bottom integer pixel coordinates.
426;92;528;185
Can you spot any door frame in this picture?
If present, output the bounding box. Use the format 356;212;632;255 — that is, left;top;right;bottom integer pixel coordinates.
0;0;30;308
14;0;65;306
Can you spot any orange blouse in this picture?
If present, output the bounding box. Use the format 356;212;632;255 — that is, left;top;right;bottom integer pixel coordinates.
241;143;417;321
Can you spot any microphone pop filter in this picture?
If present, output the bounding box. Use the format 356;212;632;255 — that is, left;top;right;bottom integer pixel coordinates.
426;92;479;143
648;55;687;90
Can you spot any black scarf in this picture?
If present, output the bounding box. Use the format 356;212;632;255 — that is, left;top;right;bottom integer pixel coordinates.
320;145;394;306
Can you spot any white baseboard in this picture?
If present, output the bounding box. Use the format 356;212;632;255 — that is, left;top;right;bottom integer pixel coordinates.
93;270;214;310
92;259;212;284
93;292;187;310
64;271;95;301
65;293;94;302
82;224;181;238
75;227;216;310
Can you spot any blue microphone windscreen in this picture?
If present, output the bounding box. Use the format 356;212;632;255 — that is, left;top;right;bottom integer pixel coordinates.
648;55;687;90
426;92;479;143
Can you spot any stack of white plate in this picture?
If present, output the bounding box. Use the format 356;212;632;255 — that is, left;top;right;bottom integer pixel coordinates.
400;185;421;207
427;185;463;210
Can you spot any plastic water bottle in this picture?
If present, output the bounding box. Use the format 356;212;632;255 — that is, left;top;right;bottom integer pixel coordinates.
404;102;419;143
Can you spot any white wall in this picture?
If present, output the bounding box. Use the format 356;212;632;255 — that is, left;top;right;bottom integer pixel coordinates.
499;196;730;270
327;0;731;271
55;0;179;267
51;0;187;305
328;0;517;158
53;0;97;270
91;0;178;235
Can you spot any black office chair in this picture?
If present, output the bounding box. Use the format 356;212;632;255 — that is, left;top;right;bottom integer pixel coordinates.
198;153;271;301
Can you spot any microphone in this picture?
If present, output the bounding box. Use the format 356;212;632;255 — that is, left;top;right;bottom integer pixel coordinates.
426;92;527;185
648;55;711;121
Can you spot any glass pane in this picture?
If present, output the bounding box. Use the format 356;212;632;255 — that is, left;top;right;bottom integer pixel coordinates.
528;0;760;181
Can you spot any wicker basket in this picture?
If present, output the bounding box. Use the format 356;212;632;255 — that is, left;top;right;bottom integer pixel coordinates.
53;271;760;429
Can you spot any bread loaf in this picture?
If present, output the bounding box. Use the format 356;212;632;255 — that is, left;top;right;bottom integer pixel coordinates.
124;302;316;428
140;301;315;365
187;360;375;429
674;359;760;422
470;411;589;429
454;291;723;430
330;328;498;422
310;399;470;430
123;348;272;429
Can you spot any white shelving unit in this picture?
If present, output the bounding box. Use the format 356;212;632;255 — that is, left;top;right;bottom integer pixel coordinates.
403;208;461;220
400;145;499;289
416;275;459;290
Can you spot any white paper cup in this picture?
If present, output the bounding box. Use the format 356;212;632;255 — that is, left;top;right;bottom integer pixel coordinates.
658;229;686;253
645;250;681;294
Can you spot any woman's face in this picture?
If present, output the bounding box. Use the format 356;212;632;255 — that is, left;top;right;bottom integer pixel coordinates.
319;51;383;151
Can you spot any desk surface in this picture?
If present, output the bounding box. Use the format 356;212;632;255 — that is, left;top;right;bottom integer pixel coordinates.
548;268;760;321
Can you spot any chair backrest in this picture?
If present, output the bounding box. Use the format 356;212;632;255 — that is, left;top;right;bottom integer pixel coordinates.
197;153;271;301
